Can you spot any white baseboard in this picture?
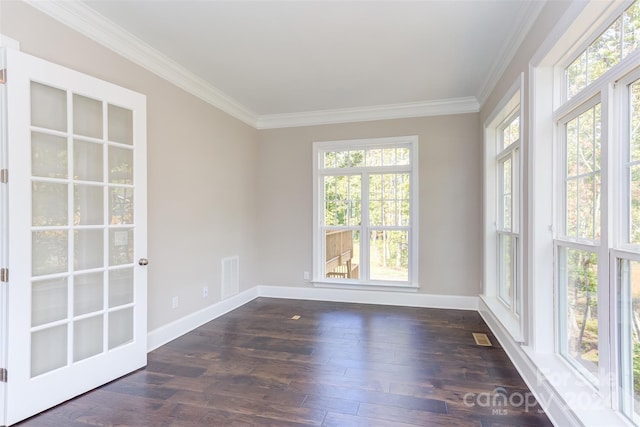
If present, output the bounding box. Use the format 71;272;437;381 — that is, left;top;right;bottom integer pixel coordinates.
257;284;478;310
146;286;259;352
146;285;478;353
479;299;578;427
478;298;632;427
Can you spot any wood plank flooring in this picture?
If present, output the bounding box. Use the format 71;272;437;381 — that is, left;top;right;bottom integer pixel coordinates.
15;298;553;426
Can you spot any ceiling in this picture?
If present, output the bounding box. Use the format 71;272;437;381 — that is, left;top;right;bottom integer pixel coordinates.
32;1;545;128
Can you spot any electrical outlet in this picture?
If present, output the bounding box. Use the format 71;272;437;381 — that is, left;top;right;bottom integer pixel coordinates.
172;296;179;309
203;286;209;298
303;271;310;280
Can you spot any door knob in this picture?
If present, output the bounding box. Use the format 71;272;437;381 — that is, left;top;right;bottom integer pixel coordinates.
138;258;149;266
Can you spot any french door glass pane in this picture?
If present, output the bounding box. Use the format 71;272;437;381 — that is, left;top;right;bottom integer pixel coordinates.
30;81;66;131
74;140;103;182
619;258;640;419
369;230;408;281
109;146;133;184
31;325;67;377
109;187;134;224
31;132;67;179
74;272;104;316
109;268;134;307
32;181;67;226
32;230;68;276
74;184;104;225
109;229;134;266
559;246;599;378
109;308;133;349
108;104;133;145
74;316;103;362
74;229;104;270
31;278;68;327
73;94;103;139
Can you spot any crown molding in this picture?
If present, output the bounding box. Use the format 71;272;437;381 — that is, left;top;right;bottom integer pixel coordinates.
476;0;546;107
25;0;259;128
26;1;481;130
0;34;20;50
256;97;480;130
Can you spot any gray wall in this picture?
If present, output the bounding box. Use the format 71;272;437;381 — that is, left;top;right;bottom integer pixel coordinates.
257;114;482;296
1;1;261;331
3;0;486;336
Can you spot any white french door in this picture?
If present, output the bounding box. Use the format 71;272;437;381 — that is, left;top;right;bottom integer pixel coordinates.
1;48;147;425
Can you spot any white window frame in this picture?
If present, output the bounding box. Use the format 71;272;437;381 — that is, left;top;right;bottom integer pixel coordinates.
483;74;524;342
312;136;419;291
554;94;608;388
527;1;640;425
612;66;640;424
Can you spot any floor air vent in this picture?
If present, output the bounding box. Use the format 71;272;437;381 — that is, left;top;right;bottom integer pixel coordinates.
472;333;492;347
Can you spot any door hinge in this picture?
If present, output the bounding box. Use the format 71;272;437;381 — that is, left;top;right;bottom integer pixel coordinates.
0;268;7;283
0;368;6;382
0;69;5;84
0;169;7;183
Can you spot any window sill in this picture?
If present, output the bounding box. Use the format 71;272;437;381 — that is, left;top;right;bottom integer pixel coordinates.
312;280;419;293
480;294;524;343
521;346;634;427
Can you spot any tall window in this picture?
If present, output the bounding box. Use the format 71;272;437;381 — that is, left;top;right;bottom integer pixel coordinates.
497;112;520;313
557;100;602;382
552;0;640;422
617;70;640;424
313;137;418;288
483;78;522;341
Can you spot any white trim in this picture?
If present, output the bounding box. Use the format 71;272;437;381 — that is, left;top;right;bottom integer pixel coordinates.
146;286;259;352
25;0;259;128
312;281;419;293
21;1;479;129
257;285;478;311
0;46;8;427
0;34;19;50
146;285;478;353
313;136;419;287
483;73;524;342
480;297;634;427
256;98;480;129
476;1;545;107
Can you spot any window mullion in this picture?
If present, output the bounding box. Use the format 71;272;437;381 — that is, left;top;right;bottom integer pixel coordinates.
361;171;370;281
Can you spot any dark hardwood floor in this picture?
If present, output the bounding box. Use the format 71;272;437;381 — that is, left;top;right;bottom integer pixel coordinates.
15;298;553;426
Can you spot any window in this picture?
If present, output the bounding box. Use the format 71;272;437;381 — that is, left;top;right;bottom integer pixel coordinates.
483;76;523;341
313;137;418;288
616;69;640;424
556;100;602;382
497;112;521;312
566;1;640;99
549;0;640;421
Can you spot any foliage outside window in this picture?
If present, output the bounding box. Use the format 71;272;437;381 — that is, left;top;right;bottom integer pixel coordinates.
555;0;640;421
619;75;640;424
497;112;520;314
315;138;417;286
557;100;602;384
566;1;640;99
